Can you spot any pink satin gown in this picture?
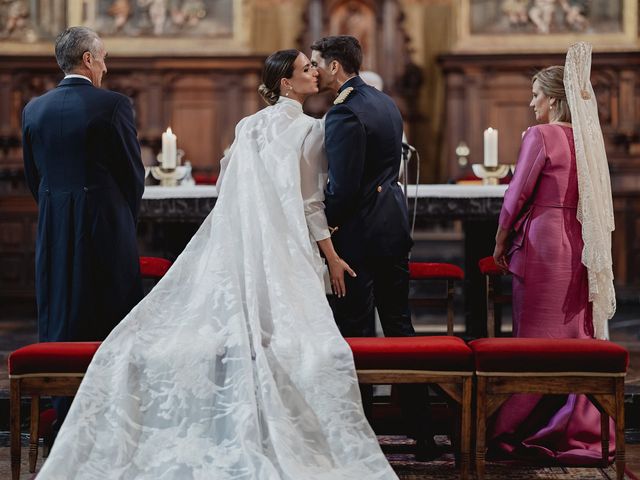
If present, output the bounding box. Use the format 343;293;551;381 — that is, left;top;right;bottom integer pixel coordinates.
491;123;614;465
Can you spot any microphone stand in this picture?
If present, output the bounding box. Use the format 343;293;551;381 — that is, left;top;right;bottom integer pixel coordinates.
401;142;420;239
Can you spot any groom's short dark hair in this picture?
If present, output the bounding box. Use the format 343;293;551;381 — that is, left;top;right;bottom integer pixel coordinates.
310;36;362;75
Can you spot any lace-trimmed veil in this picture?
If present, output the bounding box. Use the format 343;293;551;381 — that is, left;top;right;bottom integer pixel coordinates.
564;42;616;339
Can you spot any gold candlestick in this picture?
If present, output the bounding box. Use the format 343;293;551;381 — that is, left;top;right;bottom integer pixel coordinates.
151;150;187;186
471;164;511;185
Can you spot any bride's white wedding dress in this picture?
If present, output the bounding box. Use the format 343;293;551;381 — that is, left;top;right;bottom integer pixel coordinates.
37;97;398;479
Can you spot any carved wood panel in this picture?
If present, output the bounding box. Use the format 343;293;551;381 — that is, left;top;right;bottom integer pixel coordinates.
0;196;37;304
0;56;265;173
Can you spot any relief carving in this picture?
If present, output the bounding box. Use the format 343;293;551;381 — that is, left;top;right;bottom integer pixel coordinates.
88;0;231;37
0;0;66;41
472;0;623;35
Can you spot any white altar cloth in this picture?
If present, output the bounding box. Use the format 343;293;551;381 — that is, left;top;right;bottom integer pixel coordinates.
142;184;508;199
143;185;218;199
404;184;507;198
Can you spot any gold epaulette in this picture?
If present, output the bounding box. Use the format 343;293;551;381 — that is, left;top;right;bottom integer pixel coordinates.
333;87;354;105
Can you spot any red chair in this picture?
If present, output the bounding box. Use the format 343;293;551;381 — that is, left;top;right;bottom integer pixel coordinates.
478;256;511;337
470;338;628;480
409;262;464;335
139;256;172;280
8;342;101;480
347;336;473;479
193;172;218;185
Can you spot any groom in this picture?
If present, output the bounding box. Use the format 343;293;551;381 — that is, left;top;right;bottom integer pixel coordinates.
310;36;413;338
310;36;437;458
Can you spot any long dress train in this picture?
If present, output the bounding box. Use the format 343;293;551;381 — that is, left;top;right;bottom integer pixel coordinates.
37;97;398;479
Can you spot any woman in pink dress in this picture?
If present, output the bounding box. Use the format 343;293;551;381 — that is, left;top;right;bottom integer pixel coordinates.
491;43;616;465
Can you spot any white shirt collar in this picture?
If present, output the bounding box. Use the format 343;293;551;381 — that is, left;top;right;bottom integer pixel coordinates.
64;74;93;84
276;96;303;110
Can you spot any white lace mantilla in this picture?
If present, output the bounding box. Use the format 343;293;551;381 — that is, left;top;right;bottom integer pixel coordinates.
38;97;397;479
564;42;616;339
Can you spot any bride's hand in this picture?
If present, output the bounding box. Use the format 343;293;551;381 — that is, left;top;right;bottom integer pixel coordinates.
328;257;356;298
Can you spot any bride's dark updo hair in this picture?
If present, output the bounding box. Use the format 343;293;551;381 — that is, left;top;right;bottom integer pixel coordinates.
258;49;299;106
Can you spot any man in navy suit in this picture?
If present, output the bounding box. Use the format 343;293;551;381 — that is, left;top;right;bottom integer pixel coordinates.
22;26;144;434
311;36;438;459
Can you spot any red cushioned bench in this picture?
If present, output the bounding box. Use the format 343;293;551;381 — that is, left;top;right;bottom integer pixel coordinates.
469;338;628;480
347;336;473;480
8;342;101;480
139;256;173;279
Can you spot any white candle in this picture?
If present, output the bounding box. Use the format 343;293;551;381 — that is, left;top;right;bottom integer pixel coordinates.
161;127;177;169
483;127;498;167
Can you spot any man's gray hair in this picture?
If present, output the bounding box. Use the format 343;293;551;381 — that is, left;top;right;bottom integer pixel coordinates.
55;27;101;74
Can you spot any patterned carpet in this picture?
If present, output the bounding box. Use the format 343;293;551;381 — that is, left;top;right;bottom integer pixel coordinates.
0;434;634;479
392;459;627;479
382;435;633;479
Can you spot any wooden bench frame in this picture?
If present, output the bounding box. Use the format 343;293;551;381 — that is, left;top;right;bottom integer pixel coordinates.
10;373;84;480
485;275;511;338
409;280;457;336
475;371;626;480
356;368;473;480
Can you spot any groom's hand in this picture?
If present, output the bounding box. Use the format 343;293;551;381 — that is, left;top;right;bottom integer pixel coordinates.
328;257;357;298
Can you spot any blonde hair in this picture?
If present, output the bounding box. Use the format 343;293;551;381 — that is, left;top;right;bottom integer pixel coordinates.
533;66;571;123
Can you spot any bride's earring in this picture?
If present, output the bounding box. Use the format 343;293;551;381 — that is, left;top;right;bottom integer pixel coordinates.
285;86;293;97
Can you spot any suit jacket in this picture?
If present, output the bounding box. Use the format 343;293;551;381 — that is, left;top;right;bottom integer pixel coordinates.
324;76;412;261
22;77;145;341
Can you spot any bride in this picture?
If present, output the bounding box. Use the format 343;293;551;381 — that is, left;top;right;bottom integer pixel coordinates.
36;49;398;479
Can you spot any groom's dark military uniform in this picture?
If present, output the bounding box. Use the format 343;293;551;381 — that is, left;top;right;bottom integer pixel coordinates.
324;76;434;451
324;75;413;337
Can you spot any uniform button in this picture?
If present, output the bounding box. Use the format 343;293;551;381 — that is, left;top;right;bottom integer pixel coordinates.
83;187;88;192
376;185;382;193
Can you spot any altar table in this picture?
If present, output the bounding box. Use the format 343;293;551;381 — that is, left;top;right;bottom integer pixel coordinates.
140;184;508;337
140;184;507;221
